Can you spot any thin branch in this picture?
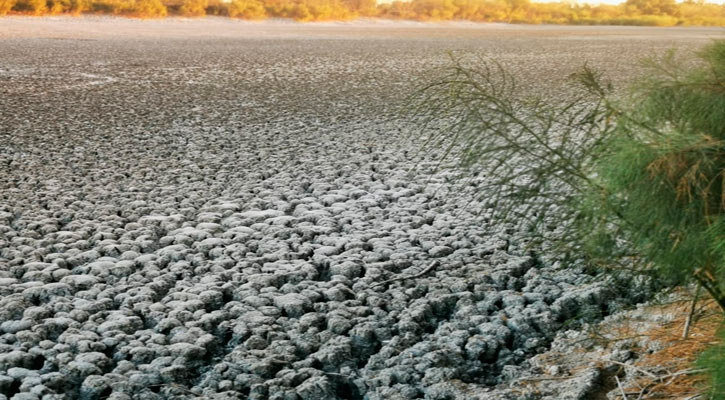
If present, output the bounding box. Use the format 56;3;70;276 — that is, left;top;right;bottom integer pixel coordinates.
615;375;629;400
371;260;440;289
596;359;658;379
683;284;702;339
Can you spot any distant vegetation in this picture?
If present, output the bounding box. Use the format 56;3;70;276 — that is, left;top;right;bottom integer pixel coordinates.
0;0;724;26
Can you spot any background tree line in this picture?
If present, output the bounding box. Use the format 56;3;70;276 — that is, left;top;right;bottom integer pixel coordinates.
0;0;724;26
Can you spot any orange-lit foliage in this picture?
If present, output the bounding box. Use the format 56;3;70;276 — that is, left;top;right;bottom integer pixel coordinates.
84;0;120;14
626;0;676;15
0;0;16;14
343;0;376;16
379;0;725;25
127;0;166;16
261;0;356;20
228;0;265;18
13;0;48;14
2;0;725;26
179;0;206;15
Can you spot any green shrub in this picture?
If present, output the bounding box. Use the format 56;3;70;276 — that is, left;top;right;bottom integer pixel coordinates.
415;37;725;399
583;41;725;309
412;55;616;258
415;41;725;311
698;326;725;399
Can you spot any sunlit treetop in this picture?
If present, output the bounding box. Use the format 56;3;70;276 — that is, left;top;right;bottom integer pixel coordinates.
0;0;723;25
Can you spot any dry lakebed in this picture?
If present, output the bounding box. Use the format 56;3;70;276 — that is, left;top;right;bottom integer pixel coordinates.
0;17;721;400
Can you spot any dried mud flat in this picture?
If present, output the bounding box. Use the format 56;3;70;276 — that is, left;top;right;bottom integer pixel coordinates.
0;18;720;400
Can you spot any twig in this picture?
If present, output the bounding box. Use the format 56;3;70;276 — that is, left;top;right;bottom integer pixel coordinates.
656;368;707;380
323;372;353;378
630;368;707;400
516;375;573;382
615;375;628;400
148;384;196;395
371;260;440;288
597;359;658;379
636;384;648;400
694;267;725;312
683;284;702;339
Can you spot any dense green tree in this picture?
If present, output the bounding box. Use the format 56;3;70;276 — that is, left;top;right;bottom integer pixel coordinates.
586;42;725;309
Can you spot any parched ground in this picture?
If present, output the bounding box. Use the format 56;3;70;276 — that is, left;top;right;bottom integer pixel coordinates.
0;18;719;400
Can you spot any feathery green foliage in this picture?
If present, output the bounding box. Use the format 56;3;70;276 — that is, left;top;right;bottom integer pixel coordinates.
698;326;725;399
584;41;725;309
415;41;725;310
413;55;616;240
415;39;725;396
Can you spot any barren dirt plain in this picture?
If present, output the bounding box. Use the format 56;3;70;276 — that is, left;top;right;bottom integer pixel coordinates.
0;18;722;400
